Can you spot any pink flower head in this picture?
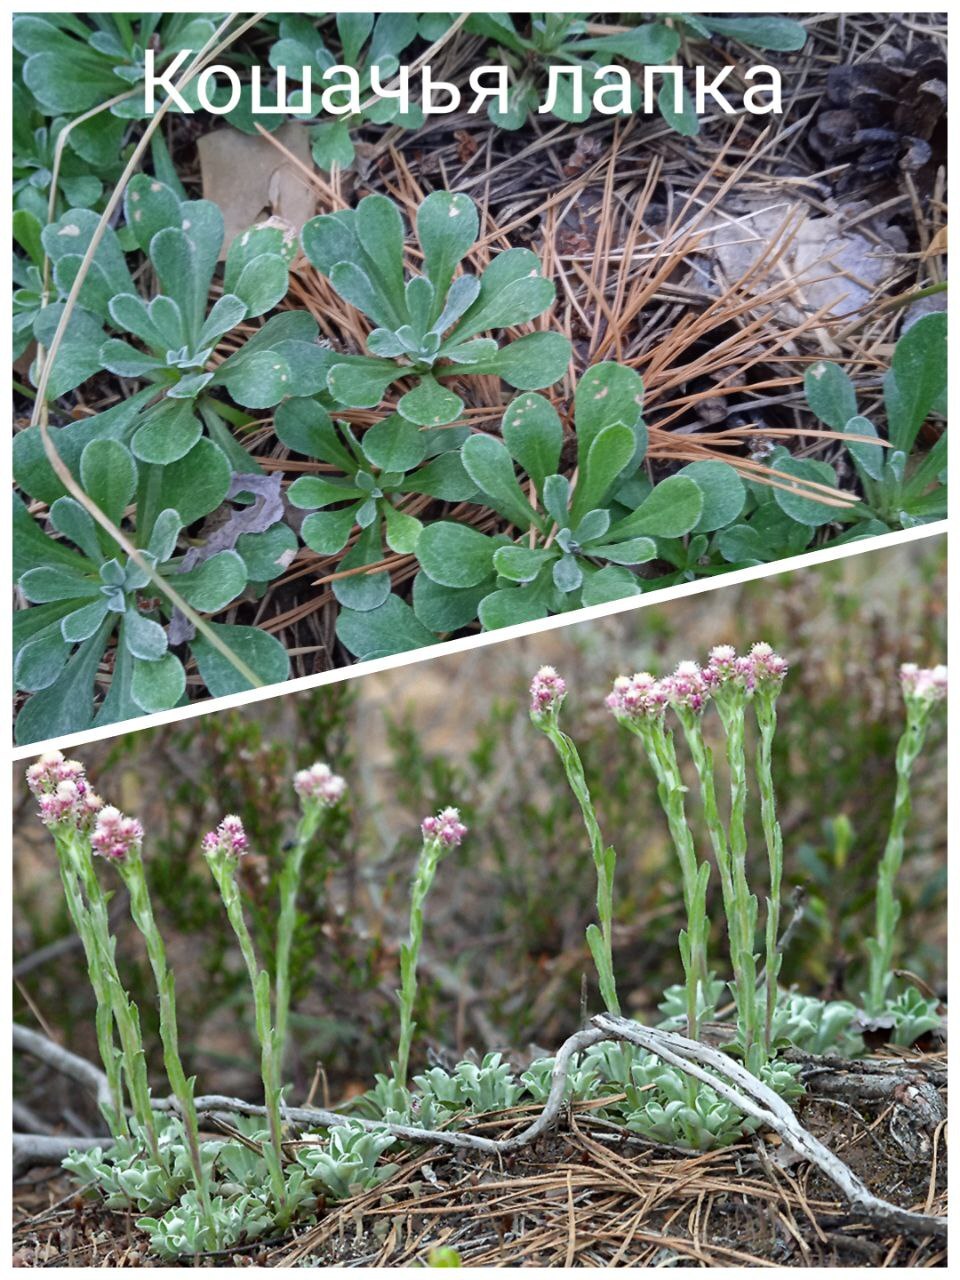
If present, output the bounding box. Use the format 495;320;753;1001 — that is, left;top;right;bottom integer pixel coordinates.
747;642;789;691
900;663;947;704
703;645;738;689
294;762;347;807
91;806;143;862
529;666;566;717
202;814;248;860
421;806;467;849
605;672;668;723
664;660;710;714
27;751;103;829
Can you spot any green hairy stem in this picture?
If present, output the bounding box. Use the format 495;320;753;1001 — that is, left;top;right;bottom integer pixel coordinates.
753;692;784;1055
714;697;761;1067
68;836;166;1171
538;715;620;1017
116;852;216;1240
207;856;288;1220
51;832;128;1138
624;717;709;1040
275;804;322;1067
395;836;444;1090
865;699;935;1014
675;709;744;1036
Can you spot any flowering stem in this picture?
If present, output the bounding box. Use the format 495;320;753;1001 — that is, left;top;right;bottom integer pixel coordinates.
394;808;465;1089
275;806;321;1068
207;855;288;1220
624;717;707;1039
67;837;167;1170
714;698;761;1067
539;716;620;1017
115;851;216;1242
50;832;128;1138
753;691;784;1055
395;841;440;1090
865;700;934;1014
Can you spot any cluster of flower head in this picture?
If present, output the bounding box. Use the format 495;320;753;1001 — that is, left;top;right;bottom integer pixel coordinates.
201;814;249;860
900;663;948;704
26;751;103;829
605;671;669;722
605;643;789;725
293;761;347;807
529;666;566;717
421;807;467;849
90;806;144;862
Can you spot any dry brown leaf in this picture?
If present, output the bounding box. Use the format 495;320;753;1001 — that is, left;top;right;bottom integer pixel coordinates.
198;122;316;256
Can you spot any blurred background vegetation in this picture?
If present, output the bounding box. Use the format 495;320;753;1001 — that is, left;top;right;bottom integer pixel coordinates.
13;534;946;1120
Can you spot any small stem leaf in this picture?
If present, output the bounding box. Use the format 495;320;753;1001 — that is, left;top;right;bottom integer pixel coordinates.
843;416;885;483
432;273;480;335
542;473;572;529
440;337;499;366
98;338;166;378
579;23;680;62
